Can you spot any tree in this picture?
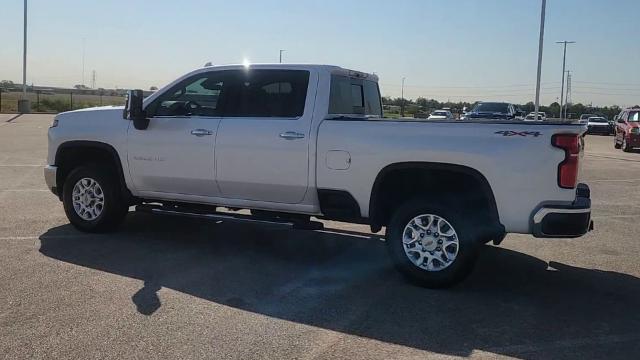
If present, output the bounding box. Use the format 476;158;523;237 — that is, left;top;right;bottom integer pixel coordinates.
150;86;158;91
0;80;15;89
73;84;89;90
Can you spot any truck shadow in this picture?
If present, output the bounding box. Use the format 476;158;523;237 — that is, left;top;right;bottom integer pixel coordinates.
39;213;640;358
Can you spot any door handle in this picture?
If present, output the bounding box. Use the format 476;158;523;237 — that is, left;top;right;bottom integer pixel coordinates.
191;129;214;137
279;131;305;140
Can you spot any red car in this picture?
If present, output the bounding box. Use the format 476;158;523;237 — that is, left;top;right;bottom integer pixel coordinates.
614;107;640;152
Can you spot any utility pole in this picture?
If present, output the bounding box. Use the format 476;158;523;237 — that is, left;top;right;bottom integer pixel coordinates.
82;38;86;86
564;70;571;118
400;77;406;117
91;70;96;89
534;0;546;120
279;49;285;64
556;40;575;120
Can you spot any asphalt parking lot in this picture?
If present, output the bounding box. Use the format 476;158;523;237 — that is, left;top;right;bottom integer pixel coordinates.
1;114;639;359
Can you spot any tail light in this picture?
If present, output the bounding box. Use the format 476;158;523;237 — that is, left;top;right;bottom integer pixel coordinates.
552;134;580;189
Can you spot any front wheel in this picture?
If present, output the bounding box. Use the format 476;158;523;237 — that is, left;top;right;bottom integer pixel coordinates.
614;135;622;149
386;199;480;288
62;166;128;232
623;136;632;152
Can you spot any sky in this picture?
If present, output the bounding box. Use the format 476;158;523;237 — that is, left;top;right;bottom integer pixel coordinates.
1;0;638;106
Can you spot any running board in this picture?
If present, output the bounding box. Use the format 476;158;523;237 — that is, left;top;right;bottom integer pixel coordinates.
135;204;324;230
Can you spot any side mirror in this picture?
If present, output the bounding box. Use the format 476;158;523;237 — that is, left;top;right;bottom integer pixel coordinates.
123;89;149;130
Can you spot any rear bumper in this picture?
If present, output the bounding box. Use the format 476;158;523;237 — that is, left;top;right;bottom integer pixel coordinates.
44;165;59;196
531;183;592;238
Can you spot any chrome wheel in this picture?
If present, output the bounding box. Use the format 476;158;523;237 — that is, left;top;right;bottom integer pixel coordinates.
72;177;104;221
402;214;459;271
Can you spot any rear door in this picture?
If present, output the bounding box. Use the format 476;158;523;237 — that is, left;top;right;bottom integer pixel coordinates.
214;69;316;203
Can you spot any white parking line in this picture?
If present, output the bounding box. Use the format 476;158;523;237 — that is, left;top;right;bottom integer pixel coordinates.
0;164;43;167
0;189;49;192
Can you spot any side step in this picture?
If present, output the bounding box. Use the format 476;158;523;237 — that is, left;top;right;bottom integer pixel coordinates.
135;204;324;230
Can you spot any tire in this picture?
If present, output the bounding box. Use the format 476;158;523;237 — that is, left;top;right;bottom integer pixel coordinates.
622;136;632;152
386;199;480;288
62;166;128;232
614;136;622;149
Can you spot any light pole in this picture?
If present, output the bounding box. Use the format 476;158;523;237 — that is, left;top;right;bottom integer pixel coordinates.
556;40;575;119
279;49;285;64
18;0;31;113
534;0;546;120
400;77;406;117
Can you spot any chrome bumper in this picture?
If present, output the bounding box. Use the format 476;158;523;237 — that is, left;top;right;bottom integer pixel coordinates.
44;165;58;195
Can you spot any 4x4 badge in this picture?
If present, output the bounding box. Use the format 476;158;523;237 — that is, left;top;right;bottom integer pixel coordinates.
495;130;542;137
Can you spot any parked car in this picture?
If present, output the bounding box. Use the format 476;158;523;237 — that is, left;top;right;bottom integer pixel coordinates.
586;116;611;135
524;112;547;121
427;110;454;120
614;107;640;151
462;102;523;120
45;64;592;288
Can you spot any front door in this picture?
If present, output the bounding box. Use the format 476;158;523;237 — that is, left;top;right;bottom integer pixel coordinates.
214;69;316;203
127;71;230;196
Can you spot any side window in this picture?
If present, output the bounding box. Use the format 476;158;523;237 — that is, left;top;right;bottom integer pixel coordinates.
149;72;227;117
630;111;639;122
224;70;309;118
329;75;384;116
363;80;382;117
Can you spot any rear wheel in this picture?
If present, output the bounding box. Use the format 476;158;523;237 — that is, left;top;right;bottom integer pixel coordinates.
62;166;128;232
386;199;480;288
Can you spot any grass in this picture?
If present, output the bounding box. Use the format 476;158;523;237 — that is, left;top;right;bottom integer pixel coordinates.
0;91;125;113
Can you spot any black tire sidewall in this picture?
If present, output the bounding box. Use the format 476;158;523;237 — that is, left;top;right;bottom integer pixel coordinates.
62;166;126;232
387;199;480;288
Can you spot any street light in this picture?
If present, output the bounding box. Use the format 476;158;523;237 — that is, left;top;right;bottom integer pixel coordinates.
400;77;406;117
533;0;546;121
556;40;575;120
18;0;30;113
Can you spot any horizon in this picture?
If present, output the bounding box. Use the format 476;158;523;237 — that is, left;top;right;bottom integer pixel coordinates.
1;0;639;107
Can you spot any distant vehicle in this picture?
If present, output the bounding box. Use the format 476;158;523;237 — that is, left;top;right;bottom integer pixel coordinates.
427;110;454;120
614;107;640;151
462;102;522;120
579;113;597;124
524;112;547;121
586;116;611;135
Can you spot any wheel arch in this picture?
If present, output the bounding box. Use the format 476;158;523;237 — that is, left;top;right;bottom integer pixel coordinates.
369;162;503;241
54;140;131;202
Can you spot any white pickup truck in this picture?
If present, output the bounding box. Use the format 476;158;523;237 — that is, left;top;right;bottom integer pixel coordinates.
45;64;592;287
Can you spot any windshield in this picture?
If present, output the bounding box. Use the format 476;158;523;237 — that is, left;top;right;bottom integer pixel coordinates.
589;117;607;123
432;111;447;116
472;103;509;113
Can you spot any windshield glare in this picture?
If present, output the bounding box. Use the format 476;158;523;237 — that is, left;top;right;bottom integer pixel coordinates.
473;103;509;113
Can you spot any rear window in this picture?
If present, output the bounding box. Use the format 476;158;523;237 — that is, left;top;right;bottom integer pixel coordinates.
589;117;607;123
329;75;382;117
224;69;309;117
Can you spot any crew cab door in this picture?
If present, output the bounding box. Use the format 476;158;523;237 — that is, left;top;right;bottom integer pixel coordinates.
127;71;230;196
214;69;316;203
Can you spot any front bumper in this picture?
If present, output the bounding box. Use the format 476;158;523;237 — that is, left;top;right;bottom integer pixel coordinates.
531;183;593;238
44;165;58;196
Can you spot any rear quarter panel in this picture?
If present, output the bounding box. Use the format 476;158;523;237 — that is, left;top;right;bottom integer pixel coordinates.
316;120;585;233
